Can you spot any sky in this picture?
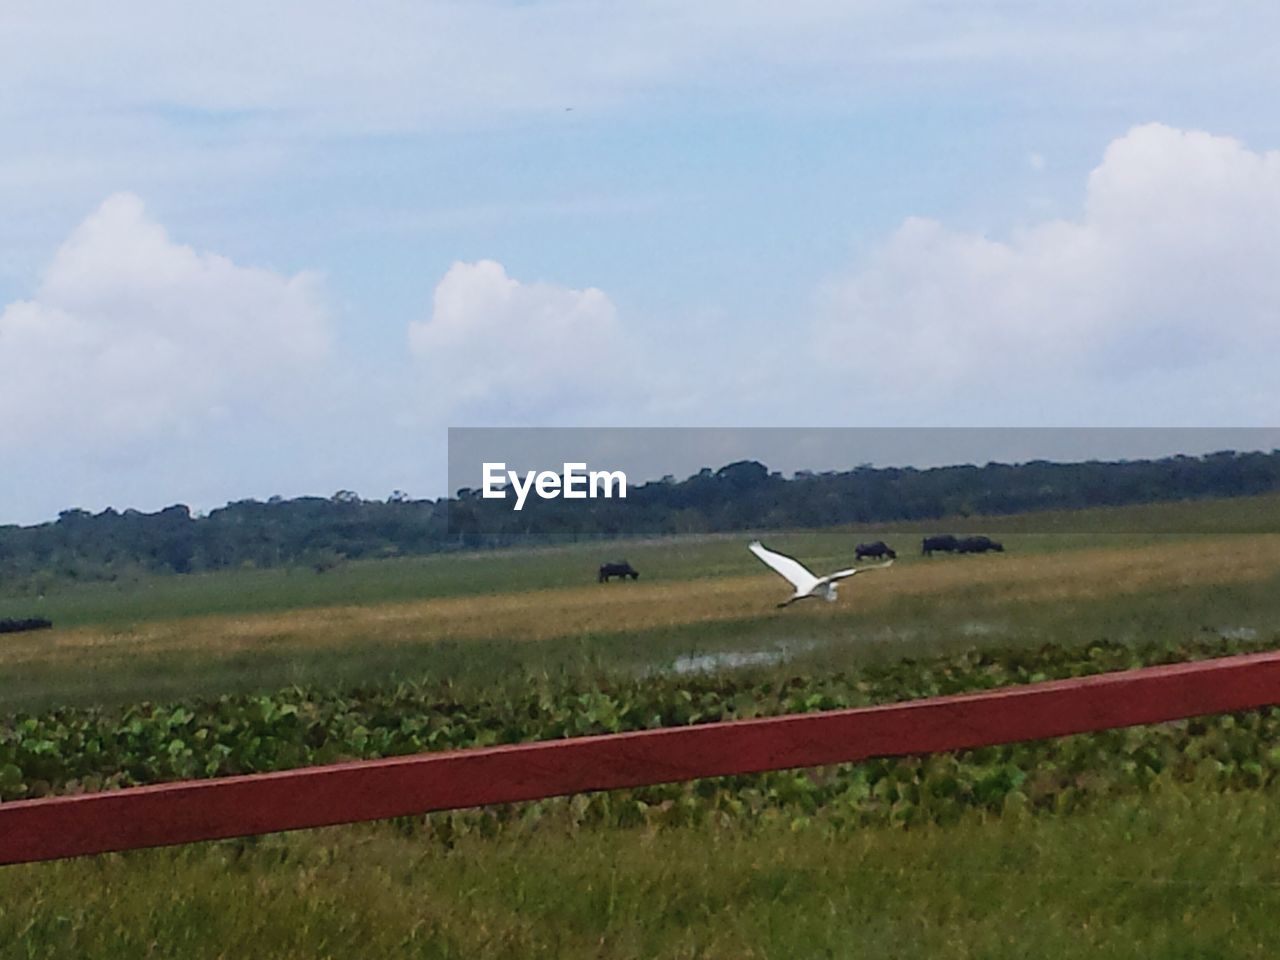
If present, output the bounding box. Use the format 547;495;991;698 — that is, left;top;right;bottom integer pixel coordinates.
2;1;1280;523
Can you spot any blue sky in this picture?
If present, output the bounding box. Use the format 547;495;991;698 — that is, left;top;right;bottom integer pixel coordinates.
2;2;1280;522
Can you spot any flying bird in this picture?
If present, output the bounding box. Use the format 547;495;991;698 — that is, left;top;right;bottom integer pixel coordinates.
749;541;893;608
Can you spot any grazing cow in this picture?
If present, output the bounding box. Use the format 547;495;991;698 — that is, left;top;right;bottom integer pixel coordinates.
956;536;1004;554
0;617;53;634
855;540;897;561
921;535;960;557
598;561;640;583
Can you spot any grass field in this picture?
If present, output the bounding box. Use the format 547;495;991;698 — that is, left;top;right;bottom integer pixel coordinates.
4;784;1280;958
2;529;1278;710
8;490;1280;630
3;494;1280;956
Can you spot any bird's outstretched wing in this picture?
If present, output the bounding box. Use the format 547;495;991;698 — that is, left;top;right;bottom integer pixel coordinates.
825;558;895;583
749;541;820;594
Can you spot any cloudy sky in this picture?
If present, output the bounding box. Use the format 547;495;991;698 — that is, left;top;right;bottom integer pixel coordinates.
2;1;1279;522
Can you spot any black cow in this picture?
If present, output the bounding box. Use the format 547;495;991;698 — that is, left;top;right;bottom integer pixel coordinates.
598;561;640;583
855;540;897;561
921;535;959;556
956;536;1004;554
0;617;53;634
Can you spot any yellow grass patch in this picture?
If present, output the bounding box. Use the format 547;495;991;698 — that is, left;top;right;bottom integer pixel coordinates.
5;535;1279;673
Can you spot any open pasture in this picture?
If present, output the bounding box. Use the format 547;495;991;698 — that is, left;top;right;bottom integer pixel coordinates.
9;490;1280;630
2;529;1279;710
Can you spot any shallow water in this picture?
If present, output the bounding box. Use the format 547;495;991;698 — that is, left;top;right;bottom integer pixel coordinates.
661;637;826;676
960;621;1004;637
669;649;790;674
1218;626;1259;641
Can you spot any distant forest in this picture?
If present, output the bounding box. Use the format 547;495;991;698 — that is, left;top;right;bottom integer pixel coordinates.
2;449;1279;589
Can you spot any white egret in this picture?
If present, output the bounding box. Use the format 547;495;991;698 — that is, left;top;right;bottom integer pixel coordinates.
748;541;893;608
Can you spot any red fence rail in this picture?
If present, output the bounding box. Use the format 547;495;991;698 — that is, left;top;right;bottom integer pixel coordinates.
5;649;1280;867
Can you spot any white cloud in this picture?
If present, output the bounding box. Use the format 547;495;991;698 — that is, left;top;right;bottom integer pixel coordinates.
815;123;1280;423
0;192;332;449
408;260;631;423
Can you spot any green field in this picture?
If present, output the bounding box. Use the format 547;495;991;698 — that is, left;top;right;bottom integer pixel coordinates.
5;784;1280;959
3;494;1280;957
9;490;1280;630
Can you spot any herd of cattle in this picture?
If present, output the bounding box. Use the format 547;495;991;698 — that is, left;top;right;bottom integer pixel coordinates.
598;534;1005;582
920;534;1004;556
856;535;1004;559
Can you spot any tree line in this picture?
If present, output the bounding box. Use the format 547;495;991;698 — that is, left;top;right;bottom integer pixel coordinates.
2;449;1278;590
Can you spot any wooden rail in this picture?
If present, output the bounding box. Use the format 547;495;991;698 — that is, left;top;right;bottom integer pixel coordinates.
5;649;1280;866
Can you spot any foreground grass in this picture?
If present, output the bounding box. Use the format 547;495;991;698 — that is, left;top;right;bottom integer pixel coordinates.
4;783;1280;959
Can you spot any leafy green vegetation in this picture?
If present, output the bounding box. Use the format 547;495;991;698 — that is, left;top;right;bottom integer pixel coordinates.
5;631;1279;834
